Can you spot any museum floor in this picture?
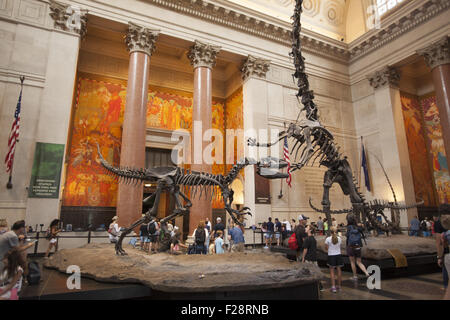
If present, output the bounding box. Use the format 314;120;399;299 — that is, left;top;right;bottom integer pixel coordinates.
20;256;446;300
319;268;444;300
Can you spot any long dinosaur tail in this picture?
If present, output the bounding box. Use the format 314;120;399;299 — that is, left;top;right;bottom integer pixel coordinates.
97;144;147;183
308;198;353;214
368;151;398;204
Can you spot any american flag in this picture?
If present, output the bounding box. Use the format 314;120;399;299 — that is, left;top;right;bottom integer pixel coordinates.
5;83;23;173
283;136;292;187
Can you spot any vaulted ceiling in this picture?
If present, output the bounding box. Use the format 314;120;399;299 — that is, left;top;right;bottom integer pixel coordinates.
219;0;377;43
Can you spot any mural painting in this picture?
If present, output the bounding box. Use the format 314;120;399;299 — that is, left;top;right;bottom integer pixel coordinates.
63;78;242;210
63;79;125;207
420;95;450;204
400;93;436;206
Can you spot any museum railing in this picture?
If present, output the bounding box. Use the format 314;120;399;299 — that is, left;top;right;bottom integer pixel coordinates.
24;230;136;255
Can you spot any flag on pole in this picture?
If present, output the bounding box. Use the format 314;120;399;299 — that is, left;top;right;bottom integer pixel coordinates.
283;136;292;187
5;77;24;174
361;138;371;192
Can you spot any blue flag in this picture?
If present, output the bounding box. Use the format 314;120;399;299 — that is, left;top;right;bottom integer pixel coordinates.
361;142;371;192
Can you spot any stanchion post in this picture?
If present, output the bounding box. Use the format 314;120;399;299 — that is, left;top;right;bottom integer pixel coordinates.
34;232;39;255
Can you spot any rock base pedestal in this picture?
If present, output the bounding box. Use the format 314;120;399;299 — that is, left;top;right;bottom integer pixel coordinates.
44;243;324;299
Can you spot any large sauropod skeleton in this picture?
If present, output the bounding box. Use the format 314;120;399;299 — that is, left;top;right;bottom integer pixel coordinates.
248;0;421;234
98;145;288;254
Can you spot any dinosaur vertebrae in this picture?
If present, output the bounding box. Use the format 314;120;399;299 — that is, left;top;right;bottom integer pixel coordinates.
289;125;342;169
99;153;247;201
291;0;318;122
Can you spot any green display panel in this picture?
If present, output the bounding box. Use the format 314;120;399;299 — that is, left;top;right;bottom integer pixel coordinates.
28;142;65;198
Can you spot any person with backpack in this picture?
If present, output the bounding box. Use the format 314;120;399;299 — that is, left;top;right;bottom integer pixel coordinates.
45;219;61;258
346;215;370;281
0;247;26;300
325;227;343;293
292;215;308;261
420;219;429;237
192;221;208;254
108;216;121;243
147;219;160;254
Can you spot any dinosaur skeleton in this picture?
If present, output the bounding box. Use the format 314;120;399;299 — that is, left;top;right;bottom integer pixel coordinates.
248;0;421;234
97;145;288;254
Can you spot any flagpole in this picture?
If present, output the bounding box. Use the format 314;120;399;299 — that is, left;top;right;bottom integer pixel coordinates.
6;76;24;189
358;136;363;189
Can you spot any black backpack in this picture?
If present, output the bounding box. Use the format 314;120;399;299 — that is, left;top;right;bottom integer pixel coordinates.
27;261;41;285
147;221;157;235
195;228;206;245
348;225;362;246
420;220;428;231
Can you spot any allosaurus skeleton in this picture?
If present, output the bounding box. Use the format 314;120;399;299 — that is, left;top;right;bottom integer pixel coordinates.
248;0;422;234
98;145;288;254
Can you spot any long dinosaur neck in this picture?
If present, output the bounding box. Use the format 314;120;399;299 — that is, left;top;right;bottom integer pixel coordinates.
224;159;249;184
292;0;318;122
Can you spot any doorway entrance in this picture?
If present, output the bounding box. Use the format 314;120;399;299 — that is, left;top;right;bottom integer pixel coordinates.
143;147;189;239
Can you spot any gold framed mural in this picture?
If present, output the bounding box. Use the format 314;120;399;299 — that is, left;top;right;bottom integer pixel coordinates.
62;75;243;209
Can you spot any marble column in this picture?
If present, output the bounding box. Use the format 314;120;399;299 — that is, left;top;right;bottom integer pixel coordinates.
367;67;417;226
116;23;159;228
418;36;450;171
241;55;271;227
187;41;220;234
25;1;87;227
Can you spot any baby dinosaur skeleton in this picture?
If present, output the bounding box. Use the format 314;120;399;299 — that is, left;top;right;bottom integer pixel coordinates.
97;145;288;254
248;0;421;234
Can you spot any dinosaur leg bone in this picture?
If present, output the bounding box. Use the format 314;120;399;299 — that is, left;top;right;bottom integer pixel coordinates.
115;181;164;255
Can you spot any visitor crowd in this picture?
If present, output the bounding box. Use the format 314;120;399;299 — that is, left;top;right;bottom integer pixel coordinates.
408;216;434;237
0;220;34;300
1;208;449;300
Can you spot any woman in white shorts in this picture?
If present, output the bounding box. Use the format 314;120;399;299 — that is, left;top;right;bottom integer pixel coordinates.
45;219;61;258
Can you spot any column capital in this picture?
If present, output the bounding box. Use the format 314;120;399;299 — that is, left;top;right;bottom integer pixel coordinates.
187;40;221;69
241;55;271;81
417;36;450;70
125;22;160;56
367;66;400;90
49;0;88;38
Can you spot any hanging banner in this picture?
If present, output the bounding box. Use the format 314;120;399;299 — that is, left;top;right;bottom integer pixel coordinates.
28;142;65;198
254;165;271;204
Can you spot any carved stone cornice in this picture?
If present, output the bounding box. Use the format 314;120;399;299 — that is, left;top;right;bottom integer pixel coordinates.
125;22;160;56
146;0;450;64
241;55;271;81
367;67;400;90
187;40;221;69
148;0;349;63
417;36;450;70
49;0;88;38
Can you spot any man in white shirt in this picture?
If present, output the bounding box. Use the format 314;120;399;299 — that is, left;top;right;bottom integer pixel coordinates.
283;219;291;231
